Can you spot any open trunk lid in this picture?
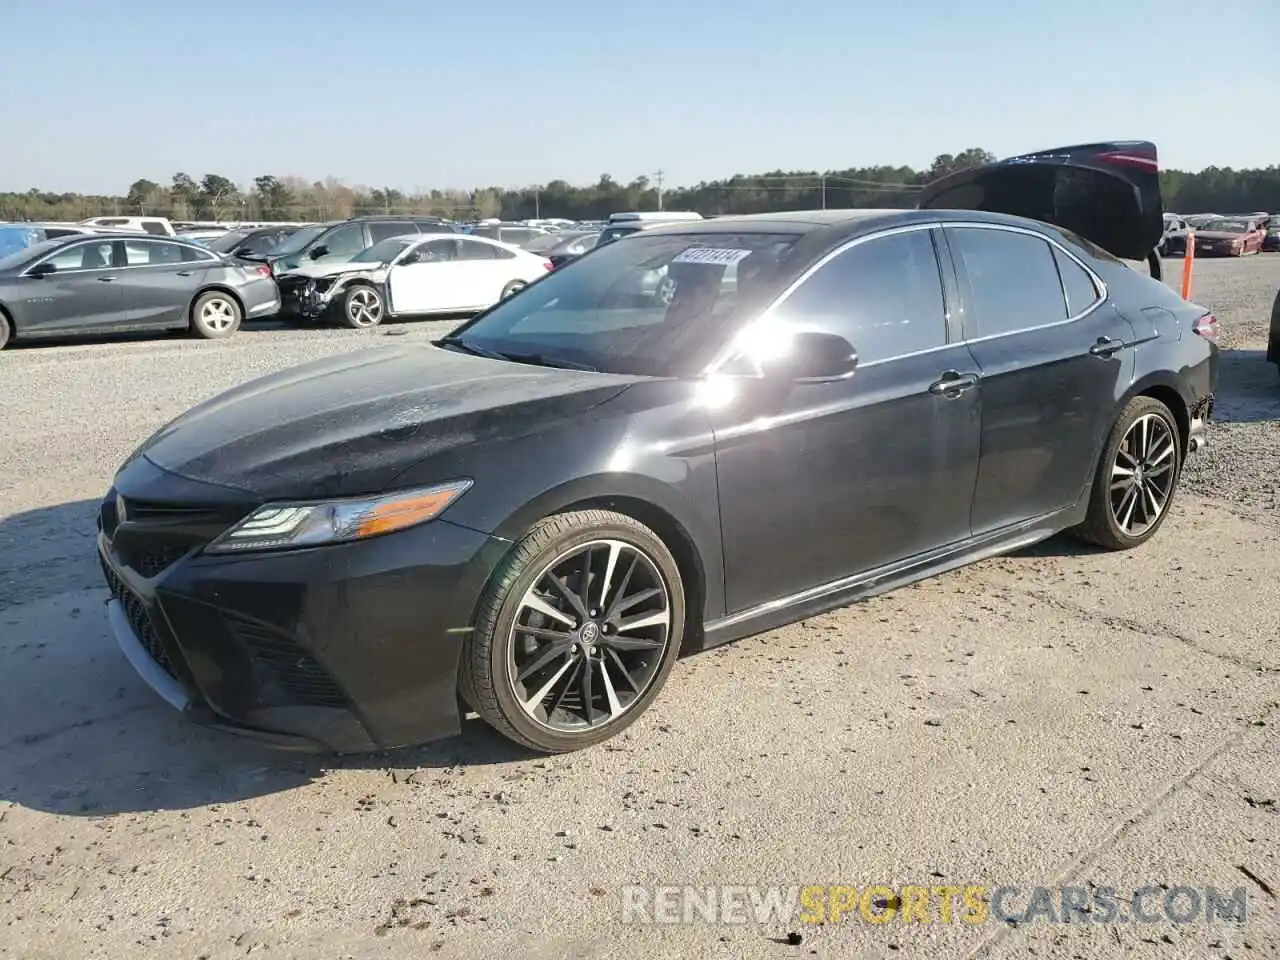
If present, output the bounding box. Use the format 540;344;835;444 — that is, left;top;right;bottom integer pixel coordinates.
917;141;1164;262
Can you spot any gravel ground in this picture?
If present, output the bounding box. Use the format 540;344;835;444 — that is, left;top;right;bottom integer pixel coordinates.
1;257;1278;960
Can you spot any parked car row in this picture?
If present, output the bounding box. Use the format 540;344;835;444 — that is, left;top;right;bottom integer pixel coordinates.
1159;211;1277;256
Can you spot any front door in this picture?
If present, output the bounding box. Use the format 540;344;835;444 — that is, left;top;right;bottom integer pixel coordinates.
14;238;126;335
940;225;1137;533
387;238;464;314
712;226;982;614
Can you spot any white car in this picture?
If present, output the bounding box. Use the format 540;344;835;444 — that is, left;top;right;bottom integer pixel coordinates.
277;233;553;328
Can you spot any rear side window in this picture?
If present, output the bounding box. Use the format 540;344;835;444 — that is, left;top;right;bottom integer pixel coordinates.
1053;246;1100;316
457;239;496;260
774;229;948;364
369;221;418;242
415;221;452;233
948;227;1067;338
320;224;366;256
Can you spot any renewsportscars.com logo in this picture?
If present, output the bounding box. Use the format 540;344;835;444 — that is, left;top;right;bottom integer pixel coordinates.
620;884;1250;926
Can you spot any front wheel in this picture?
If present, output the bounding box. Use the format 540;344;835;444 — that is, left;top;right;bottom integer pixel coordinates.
341;284;384;328
462;510;685;753
190;291;242;339
1071;396;1182;550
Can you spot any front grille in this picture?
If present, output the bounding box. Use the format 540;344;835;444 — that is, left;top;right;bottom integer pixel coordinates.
101;490;250;579
222;611;347;708
100;556;177;679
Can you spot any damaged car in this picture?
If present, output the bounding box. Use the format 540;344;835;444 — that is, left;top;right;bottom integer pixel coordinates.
276;233;554;328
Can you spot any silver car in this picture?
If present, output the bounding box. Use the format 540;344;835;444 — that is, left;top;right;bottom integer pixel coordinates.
0;233;280;349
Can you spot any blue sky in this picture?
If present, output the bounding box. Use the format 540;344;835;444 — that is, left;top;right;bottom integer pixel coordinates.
0;0;1273;194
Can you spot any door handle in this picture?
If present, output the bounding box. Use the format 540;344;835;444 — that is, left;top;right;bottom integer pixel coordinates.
928;371;979;396
176;271;192;277
97;276;116;282
1088;336;1125;357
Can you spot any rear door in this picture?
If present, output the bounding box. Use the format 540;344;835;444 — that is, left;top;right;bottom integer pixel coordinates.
452;238;512;306
117;239;213;327
940;224;1136;533
917;140;1164;262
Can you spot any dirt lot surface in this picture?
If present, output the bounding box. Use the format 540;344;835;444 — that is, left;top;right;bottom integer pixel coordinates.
1;256;1278;960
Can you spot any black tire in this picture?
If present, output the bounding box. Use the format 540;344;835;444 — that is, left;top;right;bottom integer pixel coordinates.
461;509;686;753
499;280;526;300
0;309;11;350
1072;395;1182;550
190;291;242;340
340;283;384;328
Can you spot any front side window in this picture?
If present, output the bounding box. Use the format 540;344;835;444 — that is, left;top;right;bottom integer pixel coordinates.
947;227;1068;339
419;239;460;262
272;224;329;256
44;241;115;270
769;229;948;364
318;224;366;257
448;231;799;376
353;237;415;263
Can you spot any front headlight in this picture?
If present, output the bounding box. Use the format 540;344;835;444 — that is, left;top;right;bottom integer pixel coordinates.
206;480;472;554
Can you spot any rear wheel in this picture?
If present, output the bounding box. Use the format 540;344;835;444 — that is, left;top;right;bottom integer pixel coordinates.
341;284;384;328
462;510;685;753
190;291;242;339
0;309;11;350
1072;396;1182;550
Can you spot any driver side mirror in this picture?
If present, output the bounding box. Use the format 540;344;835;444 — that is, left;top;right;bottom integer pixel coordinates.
234;246;255;258
757;329;859;382
27;260;57;278
309;245;329;259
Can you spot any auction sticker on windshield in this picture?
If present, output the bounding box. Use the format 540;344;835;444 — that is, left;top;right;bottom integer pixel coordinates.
671;247;754;266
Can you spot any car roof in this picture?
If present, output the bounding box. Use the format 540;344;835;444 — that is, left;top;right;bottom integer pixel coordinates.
624;207;1091;241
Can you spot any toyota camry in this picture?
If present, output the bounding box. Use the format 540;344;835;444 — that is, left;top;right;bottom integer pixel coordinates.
97;141;1218;754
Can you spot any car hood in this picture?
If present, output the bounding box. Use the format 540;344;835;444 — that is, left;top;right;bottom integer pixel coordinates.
135;344;643;500
279;259;387;279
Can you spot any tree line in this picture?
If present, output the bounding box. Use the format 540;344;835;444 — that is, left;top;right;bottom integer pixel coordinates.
2;149;1278;224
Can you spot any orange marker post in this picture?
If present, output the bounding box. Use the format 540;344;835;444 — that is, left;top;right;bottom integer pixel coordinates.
1180;230;1195;300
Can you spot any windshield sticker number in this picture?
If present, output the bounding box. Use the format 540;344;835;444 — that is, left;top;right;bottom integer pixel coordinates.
671;247;753;266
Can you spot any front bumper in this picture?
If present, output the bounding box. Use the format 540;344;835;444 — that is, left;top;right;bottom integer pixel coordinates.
98;492;505;753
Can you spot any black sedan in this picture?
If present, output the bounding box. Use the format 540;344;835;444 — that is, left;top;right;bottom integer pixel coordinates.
522;229;600;268
0;234;281;349
96;141;1218;754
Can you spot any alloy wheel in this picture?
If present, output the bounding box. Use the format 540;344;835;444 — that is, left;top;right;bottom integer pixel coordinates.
347;288;383;326
1109;413;1177;537
507;539;671;732
200;298;236;332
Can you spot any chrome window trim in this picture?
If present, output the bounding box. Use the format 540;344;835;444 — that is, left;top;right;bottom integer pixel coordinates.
702;221;949;376
122;237;219;267
938;221;1108;343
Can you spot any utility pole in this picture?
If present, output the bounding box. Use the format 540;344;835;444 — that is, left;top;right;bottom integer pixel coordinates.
821;175;827;210
535;188;540;219
653;169;664;211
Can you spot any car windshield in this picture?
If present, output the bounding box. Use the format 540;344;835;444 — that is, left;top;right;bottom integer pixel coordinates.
0;237;61;271
1203;220;1247;233
351;237;415;262
271;224;329;255
205;231;251;252
444;231;800;377
524;232;590;254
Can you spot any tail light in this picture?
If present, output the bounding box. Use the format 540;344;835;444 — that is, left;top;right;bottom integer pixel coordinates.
1192;313;1218;340
254;265;271;277
542;259;554;271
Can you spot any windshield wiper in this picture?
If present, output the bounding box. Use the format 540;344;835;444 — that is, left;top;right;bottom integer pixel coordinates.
499;352;598;372
435;336;510;362
436;337;598;372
